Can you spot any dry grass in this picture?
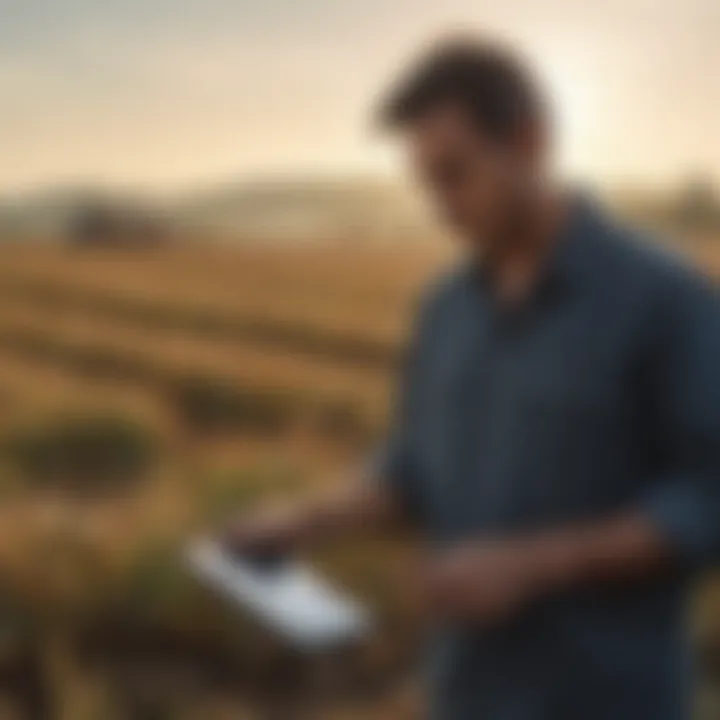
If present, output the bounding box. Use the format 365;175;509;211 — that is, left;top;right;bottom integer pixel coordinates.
0;239;441;717
0;244;442;346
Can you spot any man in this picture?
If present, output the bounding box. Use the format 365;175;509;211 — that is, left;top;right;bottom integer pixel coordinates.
228;36;720;719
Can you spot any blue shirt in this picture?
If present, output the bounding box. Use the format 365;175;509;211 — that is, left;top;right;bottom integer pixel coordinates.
378;200;720;720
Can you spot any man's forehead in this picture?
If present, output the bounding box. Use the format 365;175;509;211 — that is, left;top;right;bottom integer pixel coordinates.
407;103;487;152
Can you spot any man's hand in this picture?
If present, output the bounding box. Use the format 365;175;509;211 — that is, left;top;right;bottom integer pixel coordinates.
409;515;673;626
221;478;406;556
223;504;311;556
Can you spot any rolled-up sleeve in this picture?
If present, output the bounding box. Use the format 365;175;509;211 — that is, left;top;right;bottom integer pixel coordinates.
639;271;720;566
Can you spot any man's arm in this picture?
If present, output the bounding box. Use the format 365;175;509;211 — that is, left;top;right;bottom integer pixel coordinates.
224;469;407;555
225;285;435;555
419;268;720;625
416;513;674;624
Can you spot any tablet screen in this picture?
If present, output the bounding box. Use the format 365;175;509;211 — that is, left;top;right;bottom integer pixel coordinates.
187;539;373;651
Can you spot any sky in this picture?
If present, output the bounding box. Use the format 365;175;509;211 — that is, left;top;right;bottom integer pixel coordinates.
1;0;719;194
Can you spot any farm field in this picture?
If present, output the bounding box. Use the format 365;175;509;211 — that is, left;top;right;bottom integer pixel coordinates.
0;236;715;719
0;241;445;720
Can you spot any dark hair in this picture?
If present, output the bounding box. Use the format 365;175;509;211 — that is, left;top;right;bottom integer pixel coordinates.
377;35;546;142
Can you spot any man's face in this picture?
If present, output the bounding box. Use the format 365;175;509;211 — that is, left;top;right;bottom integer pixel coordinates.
405;103;538;249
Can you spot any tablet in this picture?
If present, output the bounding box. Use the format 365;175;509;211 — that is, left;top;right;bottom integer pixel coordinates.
186;539;373;651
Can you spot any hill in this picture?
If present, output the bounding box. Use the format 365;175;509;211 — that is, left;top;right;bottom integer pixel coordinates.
0;177;434;244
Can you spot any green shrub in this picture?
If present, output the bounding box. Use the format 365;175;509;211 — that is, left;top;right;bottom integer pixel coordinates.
168;375;304;436
121;539;200;621
2;413;160;492
115;535;262;653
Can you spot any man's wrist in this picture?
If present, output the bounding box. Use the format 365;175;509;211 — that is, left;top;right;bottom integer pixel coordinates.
520;530;587;596
518;515;666;597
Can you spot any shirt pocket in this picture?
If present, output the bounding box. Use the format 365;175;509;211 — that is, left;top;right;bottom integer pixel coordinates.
509;379;626;522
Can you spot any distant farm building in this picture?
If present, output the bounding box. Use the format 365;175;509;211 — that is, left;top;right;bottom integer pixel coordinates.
69;203;169;248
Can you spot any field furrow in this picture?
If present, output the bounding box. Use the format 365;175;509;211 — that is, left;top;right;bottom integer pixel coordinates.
0;272;402;370
0;245;443;347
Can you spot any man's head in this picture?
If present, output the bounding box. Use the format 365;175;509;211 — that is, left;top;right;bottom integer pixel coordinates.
378;36;551;249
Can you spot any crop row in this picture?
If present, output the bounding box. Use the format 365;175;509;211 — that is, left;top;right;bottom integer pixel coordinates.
0;243;438;357
0;243;435;314
0;273;403;371
0;318;383;444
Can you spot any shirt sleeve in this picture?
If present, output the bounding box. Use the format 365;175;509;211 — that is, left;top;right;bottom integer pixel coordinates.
367;290;434;518
638;270;720;566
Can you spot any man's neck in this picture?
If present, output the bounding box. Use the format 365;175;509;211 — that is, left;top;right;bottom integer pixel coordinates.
482;189;568;307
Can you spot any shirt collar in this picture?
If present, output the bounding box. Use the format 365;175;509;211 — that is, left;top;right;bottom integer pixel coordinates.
547;193;608;291
462;192;608;302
